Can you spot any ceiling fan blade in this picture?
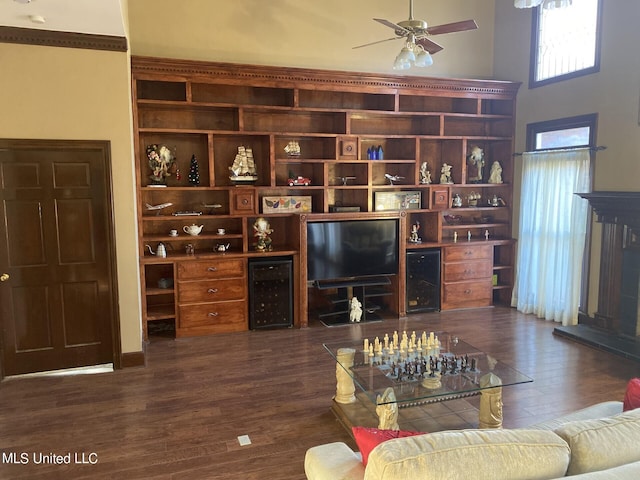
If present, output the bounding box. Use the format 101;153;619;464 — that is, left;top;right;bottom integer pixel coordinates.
416;37;444;55
426;19;478;36
353;36;401;50
373;18;409;35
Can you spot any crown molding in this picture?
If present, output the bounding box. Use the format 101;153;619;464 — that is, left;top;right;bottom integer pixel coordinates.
0;26;127;52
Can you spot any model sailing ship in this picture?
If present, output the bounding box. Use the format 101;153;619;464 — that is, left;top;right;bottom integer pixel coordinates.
229;146;258;184
284;140;301;157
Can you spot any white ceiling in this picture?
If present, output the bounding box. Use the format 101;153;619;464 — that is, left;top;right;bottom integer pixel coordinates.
0;0;126;36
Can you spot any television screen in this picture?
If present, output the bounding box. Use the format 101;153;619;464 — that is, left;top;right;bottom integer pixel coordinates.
307;219;399;282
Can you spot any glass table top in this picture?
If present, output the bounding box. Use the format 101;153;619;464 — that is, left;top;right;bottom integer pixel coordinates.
324;331;532;406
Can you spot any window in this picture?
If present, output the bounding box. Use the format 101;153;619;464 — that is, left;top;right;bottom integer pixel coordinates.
526;114;598;151
530;0;602;88
514;113;598;320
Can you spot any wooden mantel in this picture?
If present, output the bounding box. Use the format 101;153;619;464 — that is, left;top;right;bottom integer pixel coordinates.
579;191;640;228
579;191;640;332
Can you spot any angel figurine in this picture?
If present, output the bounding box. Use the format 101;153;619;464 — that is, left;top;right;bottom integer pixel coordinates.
253;217;273;252
146;144;175;185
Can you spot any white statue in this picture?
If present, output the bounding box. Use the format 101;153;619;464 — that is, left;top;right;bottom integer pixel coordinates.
440;163;453;184
375;387;399;430
488;160;503;184
467;146;485;183
419;161;432;184
349;296;363;323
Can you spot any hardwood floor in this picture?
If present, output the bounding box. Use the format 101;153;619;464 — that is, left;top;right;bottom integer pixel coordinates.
0;307;637;479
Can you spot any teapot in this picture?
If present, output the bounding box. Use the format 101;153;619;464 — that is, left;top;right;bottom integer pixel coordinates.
488;195;504;207
215;243;231;252
145;242;167;258
183;224;204;236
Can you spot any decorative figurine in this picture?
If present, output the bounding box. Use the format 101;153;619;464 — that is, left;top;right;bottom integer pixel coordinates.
419;161;432;184
409;221;422;243
467;146;485;183
452;193;463;208
488;160;503;184
349;296;363;323
440;163;453;184
146;144;175;185
253;217;273;252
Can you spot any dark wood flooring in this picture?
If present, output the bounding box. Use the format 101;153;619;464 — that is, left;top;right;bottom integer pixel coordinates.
0;307;638;479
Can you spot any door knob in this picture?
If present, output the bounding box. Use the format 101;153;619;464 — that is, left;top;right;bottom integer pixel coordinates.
0;273;9;282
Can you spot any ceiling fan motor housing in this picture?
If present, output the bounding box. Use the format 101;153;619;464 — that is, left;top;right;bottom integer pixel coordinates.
397;19;428;34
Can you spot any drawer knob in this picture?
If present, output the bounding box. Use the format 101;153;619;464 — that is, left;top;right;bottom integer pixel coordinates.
464;289;472;294
208;312;219;317
207;267;217;272
207;288;219;293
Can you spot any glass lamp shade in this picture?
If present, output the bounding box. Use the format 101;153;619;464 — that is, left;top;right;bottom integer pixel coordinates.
514;0;543;7
393;55;411;70
414;50;433;67
397;46;416;63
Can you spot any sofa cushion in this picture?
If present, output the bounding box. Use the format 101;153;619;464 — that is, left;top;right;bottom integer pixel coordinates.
304;442;365;480
364;429;570;480
623;378;640;411
528;401;623;431
352;427;425;466
554;408;640;475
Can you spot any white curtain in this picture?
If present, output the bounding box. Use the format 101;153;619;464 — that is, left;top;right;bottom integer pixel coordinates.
511;148;591;325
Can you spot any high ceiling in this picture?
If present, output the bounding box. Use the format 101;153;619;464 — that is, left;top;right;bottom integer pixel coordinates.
0;0;125;36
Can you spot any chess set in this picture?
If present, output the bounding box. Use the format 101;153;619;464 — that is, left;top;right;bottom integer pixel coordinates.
359;331;481;388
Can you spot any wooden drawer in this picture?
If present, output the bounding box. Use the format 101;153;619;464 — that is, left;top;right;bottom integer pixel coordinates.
178;300;247;331
178;278;246;304
443;260;493;282
443;245;493;262
177;258;245;280
442;281;492;309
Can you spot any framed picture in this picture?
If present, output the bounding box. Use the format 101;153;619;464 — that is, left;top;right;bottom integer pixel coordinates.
262;196;312;213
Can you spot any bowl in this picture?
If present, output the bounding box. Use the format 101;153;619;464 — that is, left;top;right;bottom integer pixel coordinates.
444;214;462;225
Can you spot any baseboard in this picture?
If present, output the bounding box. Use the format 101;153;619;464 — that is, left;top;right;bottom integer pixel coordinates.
120;348;146;368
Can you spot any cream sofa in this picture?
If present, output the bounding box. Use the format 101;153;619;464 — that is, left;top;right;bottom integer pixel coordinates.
305;401;640;480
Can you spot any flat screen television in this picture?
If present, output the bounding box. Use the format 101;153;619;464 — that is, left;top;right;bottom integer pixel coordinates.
306;219;399;282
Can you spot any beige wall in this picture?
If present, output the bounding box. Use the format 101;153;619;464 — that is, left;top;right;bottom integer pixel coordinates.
128;0;496;78
493;0;640;315
0;43;142;354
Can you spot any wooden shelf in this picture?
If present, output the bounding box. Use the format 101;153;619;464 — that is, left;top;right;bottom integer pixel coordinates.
132;57;519;334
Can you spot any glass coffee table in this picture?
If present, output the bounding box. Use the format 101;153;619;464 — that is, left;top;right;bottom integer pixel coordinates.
324;331;532;431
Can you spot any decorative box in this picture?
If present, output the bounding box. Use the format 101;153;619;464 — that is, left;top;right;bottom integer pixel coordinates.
374;191;421;211
262;196;312;213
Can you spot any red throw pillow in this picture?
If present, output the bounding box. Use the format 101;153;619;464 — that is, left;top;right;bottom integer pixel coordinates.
623;378;640;411
352;426;426;466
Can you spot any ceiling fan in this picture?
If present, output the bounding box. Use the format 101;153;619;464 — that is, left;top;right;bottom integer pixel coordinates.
354;0;478;69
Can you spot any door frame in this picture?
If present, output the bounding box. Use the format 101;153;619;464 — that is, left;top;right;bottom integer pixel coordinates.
0;138;122;379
